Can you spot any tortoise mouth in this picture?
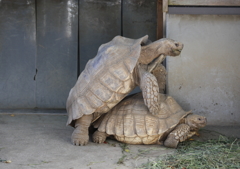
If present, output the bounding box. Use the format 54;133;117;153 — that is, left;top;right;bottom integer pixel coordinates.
170;49;182;56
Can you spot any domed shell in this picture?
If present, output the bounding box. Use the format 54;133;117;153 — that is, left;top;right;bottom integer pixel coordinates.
95;93;190;140
66;35;149;126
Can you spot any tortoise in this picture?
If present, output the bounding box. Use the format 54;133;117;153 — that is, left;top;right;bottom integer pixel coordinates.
92;93;207;148
66;35;184;146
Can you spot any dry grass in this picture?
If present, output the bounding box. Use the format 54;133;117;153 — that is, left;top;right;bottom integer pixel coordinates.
139;135;240;169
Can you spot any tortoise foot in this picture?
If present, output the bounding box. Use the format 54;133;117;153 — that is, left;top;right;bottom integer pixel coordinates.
164;134;179;148
93;130;108;144
71;127;89;146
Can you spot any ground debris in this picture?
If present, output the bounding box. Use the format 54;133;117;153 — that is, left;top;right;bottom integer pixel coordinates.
119;143;130;154
0;158;11;163
87;161;105;166
139;135;240;169
117;154;127;164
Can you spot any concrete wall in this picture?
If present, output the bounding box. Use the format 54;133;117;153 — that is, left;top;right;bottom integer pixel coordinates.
166;14;240;125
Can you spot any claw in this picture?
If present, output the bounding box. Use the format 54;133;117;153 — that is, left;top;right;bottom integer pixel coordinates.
71;131;89;146
92;131;107;144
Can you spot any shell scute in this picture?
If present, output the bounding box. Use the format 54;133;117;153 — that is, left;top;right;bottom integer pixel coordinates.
90;82;113;102
123;137;135;144
158;102;172;118
77;97;94;115
118;78;135;94
124;53;139;72
75;75;88;95
134;115;147;137
166;96;183;114
114;111;124;136
96;105;110;114
132;137;142;144
143;136;159;144
98;111;112;132
100;72;122;92
145;115;159;135
70;97;94;121
85;90;104;109
165;110;188;129
123;114;136;137
158;118;168;135
106;114;117;135
109;63;130;81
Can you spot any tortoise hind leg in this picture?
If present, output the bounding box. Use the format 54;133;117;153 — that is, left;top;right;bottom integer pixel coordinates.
71;114;93;146
93;130;108;144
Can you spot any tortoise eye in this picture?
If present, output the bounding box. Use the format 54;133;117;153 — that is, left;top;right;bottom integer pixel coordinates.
198;118;202;121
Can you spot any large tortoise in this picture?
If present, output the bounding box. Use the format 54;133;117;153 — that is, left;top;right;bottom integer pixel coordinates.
66;35;184;146
93;93;207;148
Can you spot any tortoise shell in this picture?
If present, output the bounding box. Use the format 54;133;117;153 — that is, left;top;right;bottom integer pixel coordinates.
66;35;149;126
94;93;191;144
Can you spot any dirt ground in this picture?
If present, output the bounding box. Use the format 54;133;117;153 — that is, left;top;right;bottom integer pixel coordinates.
0;112;239;169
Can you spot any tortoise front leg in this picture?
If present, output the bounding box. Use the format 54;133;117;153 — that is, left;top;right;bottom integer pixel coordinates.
147;54;167;94
164;124;190;148
138;65;160;115
151;64;166;94
71;114;93;146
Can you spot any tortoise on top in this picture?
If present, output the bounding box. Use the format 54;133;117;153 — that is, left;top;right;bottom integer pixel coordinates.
93;93;207;148
66;35;184;146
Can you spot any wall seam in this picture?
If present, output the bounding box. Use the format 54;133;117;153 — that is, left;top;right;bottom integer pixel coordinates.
34;0;38;108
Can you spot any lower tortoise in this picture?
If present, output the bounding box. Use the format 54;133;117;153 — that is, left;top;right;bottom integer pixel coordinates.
93;93;207;148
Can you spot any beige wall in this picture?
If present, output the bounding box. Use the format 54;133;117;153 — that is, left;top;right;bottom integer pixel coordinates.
166;14;240;125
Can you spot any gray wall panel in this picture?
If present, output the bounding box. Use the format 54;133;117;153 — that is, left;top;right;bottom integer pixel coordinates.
36;0;78;108
122;0;157;94
79;0;121;73
0;0;159;109
122;0;157;41
167;14;240;125
0;0;36;108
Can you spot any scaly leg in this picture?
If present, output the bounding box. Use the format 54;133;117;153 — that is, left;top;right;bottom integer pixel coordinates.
71;114;93;146
164;124;190;148
151;64;166;94
138;64;159;115
147;55;167;94
92;130;108;144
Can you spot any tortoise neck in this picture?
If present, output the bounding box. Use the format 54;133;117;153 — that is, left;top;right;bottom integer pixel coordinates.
133;64;145;86
138;40;164;64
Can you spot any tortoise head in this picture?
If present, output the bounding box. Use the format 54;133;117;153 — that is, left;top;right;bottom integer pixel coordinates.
159;38;184;56
185;114;207;130
138;38;184;64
